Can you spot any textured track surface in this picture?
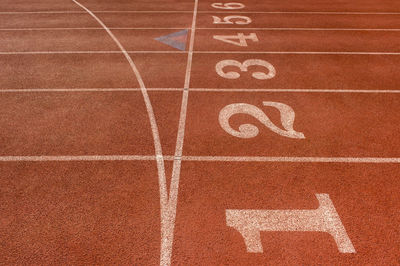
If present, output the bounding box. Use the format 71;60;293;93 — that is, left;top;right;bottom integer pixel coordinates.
1;0;399;265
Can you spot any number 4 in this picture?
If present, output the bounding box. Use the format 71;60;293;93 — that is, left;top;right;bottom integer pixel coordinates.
213;33;258;47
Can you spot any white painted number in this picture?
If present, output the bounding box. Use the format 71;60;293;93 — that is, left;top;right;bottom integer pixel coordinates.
215;59;276;80
213;33;258;47
219;101;305;139
226;194;356;253
212;15;252;25
211;2;245;9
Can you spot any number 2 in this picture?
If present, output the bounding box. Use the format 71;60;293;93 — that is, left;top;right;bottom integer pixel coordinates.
219;102;305;139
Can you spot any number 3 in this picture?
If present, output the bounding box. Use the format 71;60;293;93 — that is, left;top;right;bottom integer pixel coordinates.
215;59;276;80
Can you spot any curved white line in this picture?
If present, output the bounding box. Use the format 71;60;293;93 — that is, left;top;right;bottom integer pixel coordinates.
71;0;169;261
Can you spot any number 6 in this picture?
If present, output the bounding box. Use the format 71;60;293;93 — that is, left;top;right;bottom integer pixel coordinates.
215;59;276;80
211;2;245;9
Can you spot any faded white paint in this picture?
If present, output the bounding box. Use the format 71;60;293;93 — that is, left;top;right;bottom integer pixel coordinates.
219;102;305;139
226;194;356;253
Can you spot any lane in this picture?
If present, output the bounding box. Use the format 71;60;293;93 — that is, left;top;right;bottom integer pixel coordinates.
0;29;116;52
190;54;400;90
0;53;187;89
198;0;400;12
0;161;161;264
173;161;400;264
3;12;400;30
0;91;181;156
194;29;400;52
0;0;194;12
0;12;192;29
183;92;400;157
2;0;400;14
78;0;194;12
0;53;138;89
0;0;80;12
197;13;400;29
0;29;190;52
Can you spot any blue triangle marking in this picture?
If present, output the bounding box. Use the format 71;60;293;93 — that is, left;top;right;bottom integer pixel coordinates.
155;29;188;51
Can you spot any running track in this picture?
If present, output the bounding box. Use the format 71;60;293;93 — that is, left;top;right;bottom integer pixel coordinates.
0;0;399;265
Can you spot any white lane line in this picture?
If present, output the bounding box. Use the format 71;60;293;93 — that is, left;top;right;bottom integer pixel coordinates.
205;11;400;15
197;28;400;31
189;88;400;93
3;51;400;55
0;27;188;31
0;51;123;55
0;11;85;14
71;3;169;263
2;11;400;14
182;156;400;163
0;88;183;92
196;51;400;55
1;88;400;93
0;11;193;15
0;155;173;161
162;1;198;265
0;155;399;163
2;27;400;31
0;51;186;54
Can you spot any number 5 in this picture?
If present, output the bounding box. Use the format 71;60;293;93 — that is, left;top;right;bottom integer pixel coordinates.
212;15;252;25
215;59;276;80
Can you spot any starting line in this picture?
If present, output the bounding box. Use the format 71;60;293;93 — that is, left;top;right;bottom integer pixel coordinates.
1;155;400;163
1;88;400;93
2;11;400;15
3;51;400;55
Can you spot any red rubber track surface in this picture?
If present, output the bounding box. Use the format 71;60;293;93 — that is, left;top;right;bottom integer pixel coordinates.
0;0;399;265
